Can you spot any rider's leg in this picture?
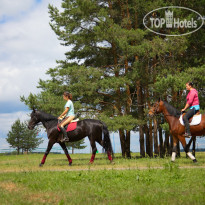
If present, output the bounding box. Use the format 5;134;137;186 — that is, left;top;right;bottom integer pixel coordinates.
59;126;69;141
183;108;195;137
61;116;75;127
60;116;75;141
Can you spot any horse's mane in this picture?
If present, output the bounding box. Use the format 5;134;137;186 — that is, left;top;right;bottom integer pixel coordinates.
37;110;57;121
163;101;181;118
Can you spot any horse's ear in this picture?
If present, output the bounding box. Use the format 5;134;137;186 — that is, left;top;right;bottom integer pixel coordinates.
33;107;36;113
158;97;161;102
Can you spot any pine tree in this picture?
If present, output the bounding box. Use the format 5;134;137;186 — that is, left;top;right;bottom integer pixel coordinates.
66;140;87;154
6;119;43;154
7;119;24;154
21;0;204;158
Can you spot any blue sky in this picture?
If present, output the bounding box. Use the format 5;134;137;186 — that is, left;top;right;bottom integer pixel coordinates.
0;0;204;153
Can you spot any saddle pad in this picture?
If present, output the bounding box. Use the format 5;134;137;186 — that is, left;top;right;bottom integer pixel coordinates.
66;122;77;132
57;122;77;132
179;114;201;126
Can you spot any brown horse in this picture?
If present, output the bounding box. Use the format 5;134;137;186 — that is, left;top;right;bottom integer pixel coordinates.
149;100;205;162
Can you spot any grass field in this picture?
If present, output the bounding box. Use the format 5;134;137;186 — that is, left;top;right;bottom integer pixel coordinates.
0;152;205;205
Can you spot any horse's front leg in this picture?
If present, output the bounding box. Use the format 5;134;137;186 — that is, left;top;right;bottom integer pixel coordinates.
39;139;55;167
171;136;179;162
59;142;72;166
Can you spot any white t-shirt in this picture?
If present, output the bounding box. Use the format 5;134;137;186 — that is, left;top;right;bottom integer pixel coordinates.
64;100;75;117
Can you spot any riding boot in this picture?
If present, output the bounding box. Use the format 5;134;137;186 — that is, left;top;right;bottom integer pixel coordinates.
183;116;191;138
183;109;195;138
60;126;69;142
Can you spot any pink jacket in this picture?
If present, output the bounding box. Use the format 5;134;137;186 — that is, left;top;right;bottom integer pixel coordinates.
186;88;199;106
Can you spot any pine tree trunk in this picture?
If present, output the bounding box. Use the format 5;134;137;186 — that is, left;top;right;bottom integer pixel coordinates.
125;59;132;158
119;129;131;158
158;118;164;157
119;129;126;157
149;119;153;157
136;81;145;157
145;124;150;157
139;126;145;157
153;117;159;157
125;130;131;158
145;80;153;157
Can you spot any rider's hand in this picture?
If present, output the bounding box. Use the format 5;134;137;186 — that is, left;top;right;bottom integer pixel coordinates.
181;108;186;112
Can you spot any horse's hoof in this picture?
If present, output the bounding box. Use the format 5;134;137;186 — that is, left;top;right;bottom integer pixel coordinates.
193;159;197;163
171;160;175;163
89;161;94;165
39;163;44;167
69;162;72;166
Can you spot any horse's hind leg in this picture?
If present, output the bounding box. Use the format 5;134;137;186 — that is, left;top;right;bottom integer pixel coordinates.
178;135;197;163
97;139;113;163
89;139;97;164
59;142;72;166
39;139;55;167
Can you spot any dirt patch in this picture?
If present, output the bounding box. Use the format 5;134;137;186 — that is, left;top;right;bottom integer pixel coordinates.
0;181;59;204
0;182;17;192
26;192;60;204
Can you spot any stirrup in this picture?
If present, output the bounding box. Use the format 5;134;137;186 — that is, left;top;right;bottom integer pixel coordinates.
60;135;69;142
60;127;69;142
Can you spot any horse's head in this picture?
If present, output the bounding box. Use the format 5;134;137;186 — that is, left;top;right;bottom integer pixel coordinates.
28;109;41;130
149;99;164;117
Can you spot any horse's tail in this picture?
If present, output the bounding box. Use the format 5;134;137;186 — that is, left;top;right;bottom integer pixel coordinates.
101;122;114;158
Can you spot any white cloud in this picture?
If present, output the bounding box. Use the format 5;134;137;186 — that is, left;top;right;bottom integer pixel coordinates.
0;0;34;19
0;110;46;150
0;0;67;102
0;111;30;134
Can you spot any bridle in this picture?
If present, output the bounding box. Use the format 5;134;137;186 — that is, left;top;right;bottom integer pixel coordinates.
29;114;40;128
150;101;182;117
149;102;160;116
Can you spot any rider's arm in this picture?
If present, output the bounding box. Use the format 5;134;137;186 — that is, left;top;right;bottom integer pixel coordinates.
182;103;190;111
58;107;69;119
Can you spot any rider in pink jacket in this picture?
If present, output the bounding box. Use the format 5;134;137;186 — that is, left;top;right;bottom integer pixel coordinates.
186;88;200;108
181;82;200;138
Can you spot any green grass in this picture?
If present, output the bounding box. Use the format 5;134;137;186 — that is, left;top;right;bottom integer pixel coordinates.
0;153;205;204
0;152;205;172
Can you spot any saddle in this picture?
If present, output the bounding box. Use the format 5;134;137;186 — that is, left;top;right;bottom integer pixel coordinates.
64;121;78;132
179;111;201;126
57;118;79;132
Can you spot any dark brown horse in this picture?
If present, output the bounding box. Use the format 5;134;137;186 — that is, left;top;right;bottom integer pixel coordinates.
149;100;205;162
28;109;113;166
